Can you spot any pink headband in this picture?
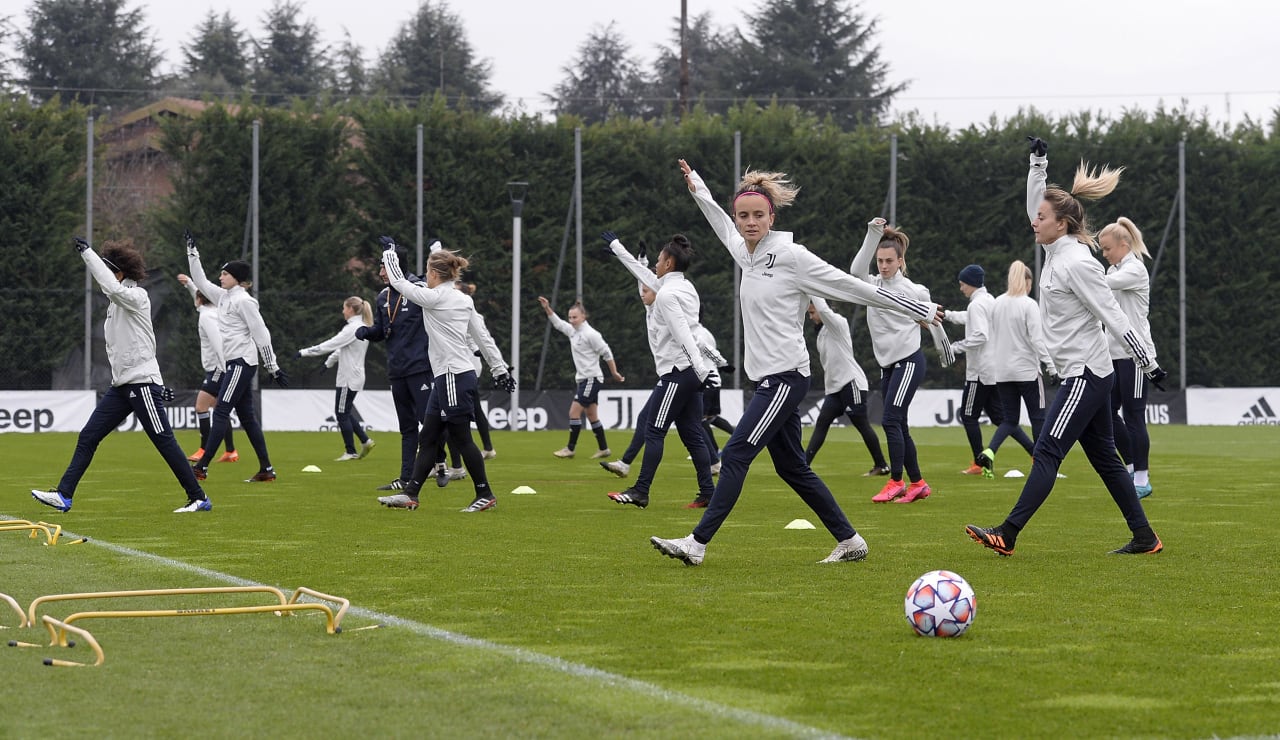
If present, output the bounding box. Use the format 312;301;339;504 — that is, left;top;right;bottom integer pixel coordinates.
733;190;774;214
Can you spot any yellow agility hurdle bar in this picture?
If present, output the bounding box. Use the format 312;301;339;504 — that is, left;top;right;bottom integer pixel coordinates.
2;592;27;628
46;602;341;647
289;587;351;630
0;520;62;546
27;585;289;628
40;616;104;667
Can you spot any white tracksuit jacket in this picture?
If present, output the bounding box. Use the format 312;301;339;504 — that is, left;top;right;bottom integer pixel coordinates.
1105;252;1157;363
1027;153;1156;378
945;286;995;383
987;293;1054;383
85;248;164;387
186;250;280;374
849;221;934;368
298;314;370;391
382;250;505;376
686;168;938;382
810;296;870;394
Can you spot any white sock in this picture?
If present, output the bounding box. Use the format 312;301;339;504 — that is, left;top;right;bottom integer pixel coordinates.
1134;470;1150;487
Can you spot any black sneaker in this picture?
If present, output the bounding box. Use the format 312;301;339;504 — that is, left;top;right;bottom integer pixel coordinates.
1110;533;1163;555
862;465;891;477
376;478;406;491
607;487;649;509
434;465;450;488
965;524;1015;556
684;494;711;509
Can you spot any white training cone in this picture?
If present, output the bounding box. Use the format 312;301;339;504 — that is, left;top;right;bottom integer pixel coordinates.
301;465;322;473
1003;469;1024;478
784;518;816;530
510;485;537;495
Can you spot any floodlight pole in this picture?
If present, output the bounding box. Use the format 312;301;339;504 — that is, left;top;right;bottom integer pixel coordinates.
508;182;529;431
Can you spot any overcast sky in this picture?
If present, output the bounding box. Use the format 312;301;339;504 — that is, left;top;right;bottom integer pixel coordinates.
118;0;1278;127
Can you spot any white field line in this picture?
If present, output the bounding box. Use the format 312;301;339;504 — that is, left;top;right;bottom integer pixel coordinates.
2;518;853;740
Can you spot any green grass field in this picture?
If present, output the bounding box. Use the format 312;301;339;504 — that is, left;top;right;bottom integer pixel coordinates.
3;425;1278;738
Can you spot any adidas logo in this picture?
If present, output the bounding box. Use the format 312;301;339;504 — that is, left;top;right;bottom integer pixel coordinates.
1240;396;1279;426
760;379;770;389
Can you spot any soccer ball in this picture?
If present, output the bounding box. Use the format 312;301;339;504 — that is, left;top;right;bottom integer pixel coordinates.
904;570;976;637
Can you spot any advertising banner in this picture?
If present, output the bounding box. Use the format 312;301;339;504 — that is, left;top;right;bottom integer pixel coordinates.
0;391;97;433
1186;388;1280;426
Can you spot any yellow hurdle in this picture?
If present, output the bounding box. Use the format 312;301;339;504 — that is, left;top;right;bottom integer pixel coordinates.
0;520;62;546
33;586;350;667
1;592;26;628
40;616;104;667
27;585;289;627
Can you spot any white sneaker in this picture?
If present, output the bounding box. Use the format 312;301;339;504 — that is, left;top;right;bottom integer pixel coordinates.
447;466;467;481
481;449;497;460
600;460;630;477
173;498;213;513
552;447;575;458
590;448;612;459
334;452;361;461
31;489;72;512
377;493;418;509
709;461;722;476
359;438;376;458
650;534;705;566
819;533;869;563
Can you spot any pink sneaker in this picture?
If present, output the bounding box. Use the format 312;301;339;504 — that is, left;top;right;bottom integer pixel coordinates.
896;480;932;503
871;479;907;503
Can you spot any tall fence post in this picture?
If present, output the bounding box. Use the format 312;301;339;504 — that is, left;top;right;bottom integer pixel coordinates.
1178;138;1186;390
83;115;94;390
732;131;742;390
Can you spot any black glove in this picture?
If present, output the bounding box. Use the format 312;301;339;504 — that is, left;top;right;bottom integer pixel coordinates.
183;229;197;255
493;372;517;393
1145;367;1168;392
718;364;735;375
269;368;290;388
73;237;90;253
293;351;303;359
636;240;647;263
378;235;398;250
354;326;369;340
599;231;619;259
1027;136;1048;157
159;385;175;403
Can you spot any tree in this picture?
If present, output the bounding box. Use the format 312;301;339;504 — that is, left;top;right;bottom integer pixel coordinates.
644;12;737;118
547;22;647;123
332;31;367;99
372;1;500;111
19;0;162;108
1;15;17;92
0;98;88;388
728;0;905;128
179;10;251;92
250;0;331;104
